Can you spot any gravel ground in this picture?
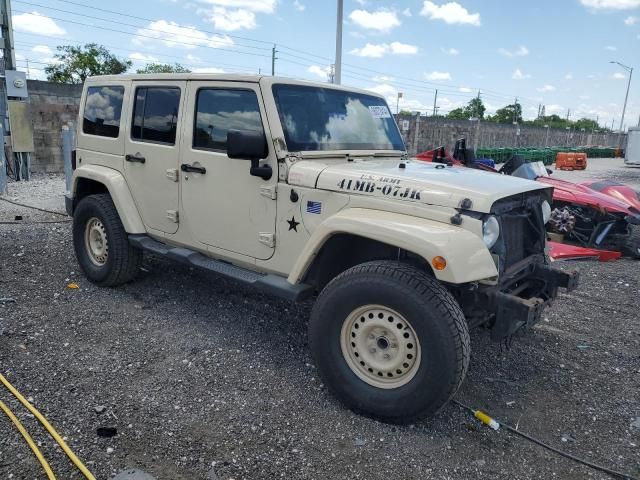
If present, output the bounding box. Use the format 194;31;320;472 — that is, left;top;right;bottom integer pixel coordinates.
0;172;639;480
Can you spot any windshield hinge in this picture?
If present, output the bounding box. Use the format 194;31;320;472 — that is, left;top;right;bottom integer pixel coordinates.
286;152;302;163
260;184;277;200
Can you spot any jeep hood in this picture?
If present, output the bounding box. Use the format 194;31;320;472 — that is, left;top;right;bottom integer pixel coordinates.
287;159;549;213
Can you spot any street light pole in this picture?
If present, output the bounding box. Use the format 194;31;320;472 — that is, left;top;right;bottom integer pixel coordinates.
609;61;633;132
334;0;343;85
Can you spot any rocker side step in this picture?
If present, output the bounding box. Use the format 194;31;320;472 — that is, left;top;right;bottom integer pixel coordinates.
129;234;313;302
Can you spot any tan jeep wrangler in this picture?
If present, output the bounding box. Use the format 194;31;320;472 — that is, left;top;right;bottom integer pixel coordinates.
67;74;578;423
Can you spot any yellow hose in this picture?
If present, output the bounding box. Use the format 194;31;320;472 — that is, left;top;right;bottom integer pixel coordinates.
0;400;56;480
0;373;96;480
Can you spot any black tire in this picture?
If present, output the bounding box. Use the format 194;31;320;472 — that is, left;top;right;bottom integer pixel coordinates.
622;226;640;259
73;194;142;286
309;260;470;424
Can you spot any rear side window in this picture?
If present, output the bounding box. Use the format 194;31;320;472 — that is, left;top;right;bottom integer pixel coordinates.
83;86;124;138
131;87;181;145
193;89;263;151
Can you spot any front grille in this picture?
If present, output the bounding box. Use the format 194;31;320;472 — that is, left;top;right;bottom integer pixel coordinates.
491;193;547;272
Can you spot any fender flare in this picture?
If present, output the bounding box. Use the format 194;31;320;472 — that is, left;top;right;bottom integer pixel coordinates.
70;165;145;233
288;208;498;284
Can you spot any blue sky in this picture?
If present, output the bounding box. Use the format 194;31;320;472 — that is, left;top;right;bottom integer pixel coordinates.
10;0;640;129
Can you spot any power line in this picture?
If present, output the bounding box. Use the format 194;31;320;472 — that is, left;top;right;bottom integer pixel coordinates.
11;8;271;58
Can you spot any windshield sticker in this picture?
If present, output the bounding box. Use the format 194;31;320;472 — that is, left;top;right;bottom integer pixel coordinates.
337;178;421;200
368;105;391;119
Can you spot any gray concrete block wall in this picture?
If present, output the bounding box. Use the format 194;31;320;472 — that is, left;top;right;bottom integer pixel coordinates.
26;80;82;173
396;115;626;156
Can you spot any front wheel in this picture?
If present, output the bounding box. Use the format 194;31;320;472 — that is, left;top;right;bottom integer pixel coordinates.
73;194;142;286
622;226;640;259
309;261;470;424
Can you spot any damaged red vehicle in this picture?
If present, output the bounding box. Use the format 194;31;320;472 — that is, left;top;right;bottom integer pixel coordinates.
416;142;640;258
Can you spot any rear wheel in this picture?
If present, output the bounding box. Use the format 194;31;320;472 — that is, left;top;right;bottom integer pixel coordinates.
309;260;470;423
73;194;142;286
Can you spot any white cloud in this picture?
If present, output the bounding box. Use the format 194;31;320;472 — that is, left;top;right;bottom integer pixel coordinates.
129;52;160;63
348;9;401;32
624;15;638;24
366;83;397;97
537;84;556;92
442;47;459;55
12;11;66;36
134;20;235;49
459;87;472;93
192;67;226;73
350;43;388;58
402;7;412;16
389;41;418;54
498;45;529;57
205;7;256;31
350;41;418;57
186;53;202;63
546;104;564;114
307;65;330;79
580;0;640;9
293;0;305;11
565;73;573;80
196;0;276;13
512;68;531;80
425;71;452;81
31;45;52;56
372;75;394;82
420;1;481;26
612;72;627;79
605;45;617;51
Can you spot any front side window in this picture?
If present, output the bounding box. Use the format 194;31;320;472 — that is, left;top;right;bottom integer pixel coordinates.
193;89;263;151
83;86;124;138
132;87;181;144
272;84;405;152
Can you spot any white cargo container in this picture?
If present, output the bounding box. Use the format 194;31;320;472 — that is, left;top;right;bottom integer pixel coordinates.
625;127;640;166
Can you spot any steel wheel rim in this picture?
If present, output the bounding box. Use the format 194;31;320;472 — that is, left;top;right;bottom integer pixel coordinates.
84;217;109;266
340;305;421;389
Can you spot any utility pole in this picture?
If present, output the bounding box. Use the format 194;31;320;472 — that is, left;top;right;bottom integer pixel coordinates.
513;97;518;124
327;64;335;84
334;0;343;85
432;89;438;117
396;92;403;114
566;108;570;121
609;61;633;132
0;0;17;195
271;44;277;76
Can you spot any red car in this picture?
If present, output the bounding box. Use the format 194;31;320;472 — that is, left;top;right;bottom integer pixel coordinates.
416;144;640;259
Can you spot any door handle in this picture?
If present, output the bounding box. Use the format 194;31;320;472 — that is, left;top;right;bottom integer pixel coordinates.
181;163;206;174
125;154;146;164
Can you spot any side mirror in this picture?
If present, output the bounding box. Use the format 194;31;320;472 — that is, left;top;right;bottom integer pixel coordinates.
546;168;553;175
227;129;272;180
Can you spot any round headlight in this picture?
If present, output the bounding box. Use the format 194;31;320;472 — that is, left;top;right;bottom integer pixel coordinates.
483;216;500;248
541;200;552;224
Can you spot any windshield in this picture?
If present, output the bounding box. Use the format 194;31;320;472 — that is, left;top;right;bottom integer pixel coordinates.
272;84;405;152
511;161;549;180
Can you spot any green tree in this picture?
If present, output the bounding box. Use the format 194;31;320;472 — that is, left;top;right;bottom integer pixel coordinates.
487;102;522;124
136;63;191;74
46;44;132;84
446;97;486;120
447;107;467;119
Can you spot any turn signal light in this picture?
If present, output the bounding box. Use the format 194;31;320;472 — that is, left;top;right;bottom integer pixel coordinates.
432;256;447;270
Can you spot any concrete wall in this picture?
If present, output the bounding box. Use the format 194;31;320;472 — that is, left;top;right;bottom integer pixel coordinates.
395;115;626;156
27;80;82;173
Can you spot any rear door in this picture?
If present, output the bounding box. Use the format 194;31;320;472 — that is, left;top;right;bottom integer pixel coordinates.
124;81;186;234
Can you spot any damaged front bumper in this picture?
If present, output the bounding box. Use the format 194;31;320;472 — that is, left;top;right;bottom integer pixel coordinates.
490;264;579;340
456;259;579;340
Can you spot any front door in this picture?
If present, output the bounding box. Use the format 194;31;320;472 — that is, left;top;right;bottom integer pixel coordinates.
124;81;186;234
180;81;277;260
